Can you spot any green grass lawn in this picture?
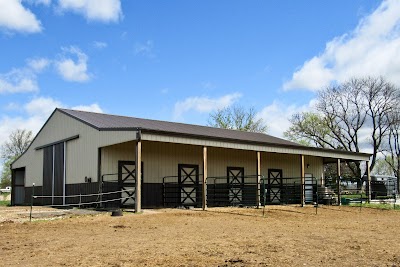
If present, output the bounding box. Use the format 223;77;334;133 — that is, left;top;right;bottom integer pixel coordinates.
0;193;11;206
0;200;10;206
349;202;398;210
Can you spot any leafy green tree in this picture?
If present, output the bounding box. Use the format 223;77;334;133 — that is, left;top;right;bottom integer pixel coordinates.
208;105;268;133
0;129;33;188
0;158;15;188
284;112;334;148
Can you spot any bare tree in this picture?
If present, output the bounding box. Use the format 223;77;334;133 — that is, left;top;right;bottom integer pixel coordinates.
208;105;268;133
285;77;400;178
1;129;33;188
381;111;400;192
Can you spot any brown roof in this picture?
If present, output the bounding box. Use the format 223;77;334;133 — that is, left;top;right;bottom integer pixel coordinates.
58;108;300;147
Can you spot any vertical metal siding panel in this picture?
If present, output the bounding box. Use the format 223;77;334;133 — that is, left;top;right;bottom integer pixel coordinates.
100;142;136;181
304;156;324;182
13;111;136;189
208;147;257;183
141;141;202;184
262;153;301;182
13;146;43;187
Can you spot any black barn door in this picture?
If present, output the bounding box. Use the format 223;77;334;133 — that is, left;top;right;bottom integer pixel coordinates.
53;143;64;205
227;167;244;205
42;144;64;206
178;164;199;207
118;161;143;207
43;146;53;205
268;169;283;204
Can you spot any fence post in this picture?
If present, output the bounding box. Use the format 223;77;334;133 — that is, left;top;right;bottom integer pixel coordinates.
366;161;371;203
262;177;266;217
315;178;318;215
30;183;35;222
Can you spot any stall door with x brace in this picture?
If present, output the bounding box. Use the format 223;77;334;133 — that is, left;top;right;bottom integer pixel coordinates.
178;164;199;207
268;169;283;204
118;161;143;208
227;167;244;205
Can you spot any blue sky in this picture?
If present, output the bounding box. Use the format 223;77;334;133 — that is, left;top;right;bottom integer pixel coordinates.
1;0;400;161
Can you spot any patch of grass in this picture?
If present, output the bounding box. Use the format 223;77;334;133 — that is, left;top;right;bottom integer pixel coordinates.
343;194;367;199
350;202;399;210
0;200;11;206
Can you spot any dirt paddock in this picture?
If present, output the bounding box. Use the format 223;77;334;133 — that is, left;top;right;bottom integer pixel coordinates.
1;205;400;266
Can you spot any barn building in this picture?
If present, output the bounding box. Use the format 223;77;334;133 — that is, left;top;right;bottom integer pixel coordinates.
11;108;371;211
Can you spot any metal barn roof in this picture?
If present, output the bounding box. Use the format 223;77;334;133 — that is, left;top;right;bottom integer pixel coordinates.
59;108;298;146
58;108;371;159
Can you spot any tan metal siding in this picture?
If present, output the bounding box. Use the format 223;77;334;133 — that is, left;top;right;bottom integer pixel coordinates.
304;155;324;184
208;147;257;183
100;141;203;184
142;141;202;183
22;150;43;187
142;133;370;161
99;142;326;186
262;153;301;184
101;141;136;181
12;110;136;186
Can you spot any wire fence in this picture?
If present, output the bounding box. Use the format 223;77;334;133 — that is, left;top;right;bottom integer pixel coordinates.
29;185;136;222
28;173;398;222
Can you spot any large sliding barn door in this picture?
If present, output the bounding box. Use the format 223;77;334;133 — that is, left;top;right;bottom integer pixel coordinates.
227;167;244;205
53;143;65;205
43;143;65;205
43;146;53;205
118;161;141;207
178;164;199;206
268;169;283;204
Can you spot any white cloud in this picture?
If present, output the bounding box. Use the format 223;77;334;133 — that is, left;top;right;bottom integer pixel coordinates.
55;46;91;82
24;0;52;6
0;0;42;33
0;57;51;94
4;102;21;111
71;103;102;113
57;0;122;22
24;96;62;117
173;93;242;120
0;97;103;157
284;0;400;91
134;40;155;58
1;46;91;94
93;41;107;49
0;68;38;94
256;99;317;138
27;58;50;72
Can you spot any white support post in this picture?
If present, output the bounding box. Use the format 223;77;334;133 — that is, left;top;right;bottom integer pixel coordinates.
301;155;305;207
256;151;261;208
52;145;55;205
202;146;207;211
367;160;371;203
337;158;341;206
63;142;66;206
135;140;142;213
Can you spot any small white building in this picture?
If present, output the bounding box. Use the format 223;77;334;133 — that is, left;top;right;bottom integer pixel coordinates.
11;108;371;210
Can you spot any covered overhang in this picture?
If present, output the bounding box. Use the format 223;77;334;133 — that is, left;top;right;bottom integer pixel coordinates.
140;131;371;162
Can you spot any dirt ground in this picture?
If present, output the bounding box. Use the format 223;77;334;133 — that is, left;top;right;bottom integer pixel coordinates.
1;205;400;267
